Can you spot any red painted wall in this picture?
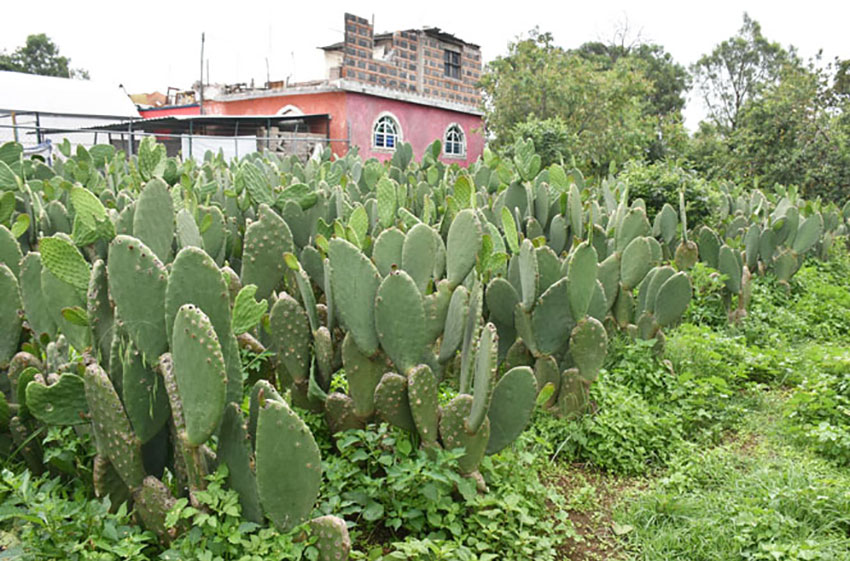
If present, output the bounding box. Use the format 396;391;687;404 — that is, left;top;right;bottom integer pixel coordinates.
139;104;200;118
205;92;348;155
345;92;483;166
202;90;483;165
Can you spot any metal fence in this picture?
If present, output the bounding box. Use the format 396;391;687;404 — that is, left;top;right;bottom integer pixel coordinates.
0;122;349;162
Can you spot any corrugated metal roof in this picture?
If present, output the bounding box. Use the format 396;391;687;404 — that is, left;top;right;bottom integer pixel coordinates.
0;71;140;119
91;113;330;132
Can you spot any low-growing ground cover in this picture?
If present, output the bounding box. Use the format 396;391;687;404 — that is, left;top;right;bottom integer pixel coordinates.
0;135;847;560
2;253;849;561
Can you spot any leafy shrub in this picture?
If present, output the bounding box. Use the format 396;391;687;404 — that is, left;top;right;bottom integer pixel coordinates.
162;467;316;561
317;424;574;560
0;469;155;560
506;117;575;170
742;253;850;347
783;346;850;465
616;159;716;223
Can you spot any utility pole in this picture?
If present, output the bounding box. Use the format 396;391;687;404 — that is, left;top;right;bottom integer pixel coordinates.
199;32;205;115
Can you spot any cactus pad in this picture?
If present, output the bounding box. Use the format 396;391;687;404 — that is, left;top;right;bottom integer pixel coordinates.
531;277;572;356
468;323;497;434
485;277;518;328
84;362;145;489
533;356;560;408
87;260;114;363
407;364;440;446
374;372;416;432
373;227;405;276
269;293;312;383
133;476;178;543
438;395;489;474
133;178;175;263
325;392;365;434
108;235;168;360
19;253;56;340
718;245;742;294
172;304;227;446
567;242;598;319
122;344;170;444
25;373;88;425
342;333;384;418
485;366;537;455
0;264;21;365
255;397;322;532
569;317;608;382
518;239;539;311
620;236;652;290
375;270;426;374
446;209;482;288
328;238;381;357
218;402;263;523
308;515;352;561
557;368;589;419
241;204;294;300
654;272;691;327
439;285;469;363
402;223;437;293
93;454;131;509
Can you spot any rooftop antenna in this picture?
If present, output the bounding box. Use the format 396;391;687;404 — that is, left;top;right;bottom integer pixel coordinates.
199;32;205;115
287;51;295;86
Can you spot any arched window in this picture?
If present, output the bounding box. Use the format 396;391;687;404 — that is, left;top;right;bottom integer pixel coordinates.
277;104;303;116
373;113;401;150
444;123;465;157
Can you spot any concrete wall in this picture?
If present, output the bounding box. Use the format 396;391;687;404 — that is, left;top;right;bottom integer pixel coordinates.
345;92;483;165
203;89;483;165
205;91;348;155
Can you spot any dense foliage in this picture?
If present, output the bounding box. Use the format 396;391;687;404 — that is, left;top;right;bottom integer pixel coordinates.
482;14;850;203
0;34;89;79
0;132;846;560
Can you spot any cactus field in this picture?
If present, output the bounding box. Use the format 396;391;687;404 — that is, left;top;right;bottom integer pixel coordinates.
0;136;849;560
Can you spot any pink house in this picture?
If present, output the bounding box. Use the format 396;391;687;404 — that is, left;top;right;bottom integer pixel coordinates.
203;13;484;165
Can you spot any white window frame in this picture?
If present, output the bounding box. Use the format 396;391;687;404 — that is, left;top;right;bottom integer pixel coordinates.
276;104;304;116
372;112;402;151
443;123;466;158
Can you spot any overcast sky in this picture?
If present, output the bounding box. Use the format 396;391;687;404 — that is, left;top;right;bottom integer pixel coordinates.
3;0;848;129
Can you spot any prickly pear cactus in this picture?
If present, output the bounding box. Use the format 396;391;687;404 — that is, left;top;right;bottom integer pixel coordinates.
309;515;352;561
255;395;322;532
84;362;145;490
171;304;227;446
108;235;168;360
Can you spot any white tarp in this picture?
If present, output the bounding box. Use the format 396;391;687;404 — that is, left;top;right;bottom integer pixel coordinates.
0;71;139;118
181;135;257;162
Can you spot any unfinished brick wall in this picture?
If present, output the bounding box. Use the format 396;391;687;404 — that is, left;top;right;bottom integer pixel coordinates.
340;13;481;109
419;33;481;107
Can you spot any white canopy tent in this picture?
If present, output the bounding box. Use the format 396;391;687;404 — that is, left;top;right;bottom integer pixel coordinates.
0;70;140;149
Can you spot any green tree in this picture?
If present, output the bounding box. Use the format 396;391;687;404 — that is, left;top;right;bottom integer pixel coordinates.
573;41;690;118
0;34;89;79
691;13;794;132
729;61;850;201
480;29;659;176
688;52;850;203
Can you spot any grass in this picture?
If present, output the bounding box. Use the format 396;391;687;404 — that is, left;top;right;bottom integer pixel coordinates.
534;249;850;560
616;396;850;561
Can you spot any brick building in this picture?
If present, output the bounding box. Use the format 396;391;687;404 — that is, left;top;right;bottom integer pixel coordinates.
199;13;485;165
